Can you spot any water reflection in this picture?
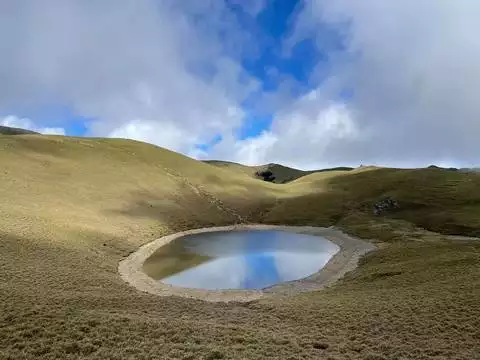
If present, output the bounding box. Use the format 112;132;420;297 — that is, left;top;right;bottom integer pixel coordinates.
143;230;339;290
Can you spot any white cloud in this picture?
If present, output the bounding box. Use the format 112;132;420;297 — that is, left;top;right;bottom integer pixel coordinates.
1;115;65;135
210;0;480;169
109;119;187;151
261;0;480;169
162;256;247;290
0;0;259;155
2;0;480;169
209;101;358;169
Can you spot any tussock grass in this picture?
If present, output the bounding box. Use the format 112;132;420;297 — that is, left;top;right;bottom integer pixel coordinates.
1;134;479;359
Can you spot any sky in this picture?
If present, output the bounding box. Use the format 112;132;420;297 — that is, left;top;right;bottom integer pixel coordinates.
1;0;480;170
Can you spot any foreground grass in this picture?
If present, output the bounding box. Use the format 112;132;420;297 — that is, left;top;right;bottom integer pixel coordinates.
0;134;479;359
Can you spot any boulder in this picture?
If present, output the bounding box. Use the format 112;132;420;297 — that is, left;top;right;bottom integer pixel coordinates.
373;196;400;216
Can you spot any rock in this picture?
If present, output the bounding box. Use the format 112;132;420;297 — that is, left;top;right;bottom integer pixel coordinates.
372;196;399;216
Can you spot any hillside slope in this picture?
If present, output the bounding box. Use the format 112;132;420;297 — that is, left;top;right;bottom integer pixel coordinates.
265;166;480;240
0;135;479;359
0;135;279;241
203;160;254;178
205;160;353;183
0;125;39;135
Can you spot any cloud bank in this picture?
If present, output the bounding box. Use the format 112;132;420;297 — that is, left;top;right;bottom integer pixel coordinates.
1;115;65;135
0;0;258;156
1;0;480;169
213;0;480;169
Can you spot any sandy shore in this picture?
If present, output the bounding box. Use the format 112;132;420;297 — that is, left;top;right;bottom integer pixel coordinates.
118;224;376;302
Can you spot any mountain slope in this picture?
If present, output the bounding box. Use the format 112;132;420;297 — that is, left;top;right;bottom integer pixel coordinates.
0;134;479;359
266;166;480;240
0;135;279;247
203;159;254;177
205;160;354;183
0;125;39;135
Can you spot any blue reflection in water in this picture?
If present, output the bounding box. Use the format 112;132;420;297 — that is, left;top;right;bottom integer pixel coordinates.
243;252;279;289
156;231;339;290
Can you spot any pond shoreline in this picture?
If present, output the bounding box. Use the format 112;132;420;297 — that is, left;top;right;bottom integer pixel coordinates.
118;224;376;302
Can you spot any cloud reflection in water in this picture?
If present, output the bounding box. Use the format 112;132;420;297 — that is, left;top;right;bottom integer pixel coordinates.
159;231;339;290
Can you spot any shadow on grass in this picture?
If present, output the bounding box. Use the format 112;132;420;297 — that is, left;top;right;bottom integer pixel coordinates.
103;167;480;240
103;189;239;232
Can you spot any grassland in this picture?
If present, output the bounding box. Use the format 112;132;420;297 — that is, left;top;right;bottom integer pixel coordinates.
0;133;479;359
0;125;39;135
205;160;353;184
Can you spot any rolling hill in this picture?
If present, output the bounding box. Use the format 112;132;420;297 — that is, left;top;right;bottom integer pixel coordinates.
204;159;354;183
0;125;39;135
1;132;479;359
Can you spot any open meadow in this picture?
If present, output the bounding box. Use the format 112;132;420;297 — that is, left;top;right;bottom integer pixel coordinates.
1;133;479;359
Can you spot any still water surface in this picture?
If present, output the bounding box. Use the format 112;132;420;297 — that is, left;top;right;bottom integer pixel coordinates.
143;230;339;290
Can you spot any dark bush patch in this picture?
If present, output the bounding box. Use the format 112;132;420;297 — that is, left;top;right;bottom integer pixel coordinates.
63;342;81;354
369;271;403;280
206;350;225;359
255;170;276;182
312;342;329;350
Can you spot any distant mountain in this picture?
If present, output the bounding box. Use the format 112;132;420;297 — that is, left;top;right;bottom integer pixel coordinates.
428;165;480;173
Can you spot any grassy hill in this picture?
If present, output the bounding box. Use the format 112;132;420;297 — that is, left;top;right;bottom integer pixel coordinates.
268;166;480;240
205;159;354;183
203;160;255;178
1;133;479;359
0;125;39;135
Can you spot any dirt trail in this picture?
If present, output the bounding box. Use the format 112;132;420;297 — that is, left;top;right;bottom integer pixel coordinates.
164;166;246;223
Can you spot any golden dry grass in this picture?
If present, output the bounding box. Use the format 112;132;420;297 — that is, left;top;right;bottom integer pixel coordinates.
1;134;479;359
205;160;354;184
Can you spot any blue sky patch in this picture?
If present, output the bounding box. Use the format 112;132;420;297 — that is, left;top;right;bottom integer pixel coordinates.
3;0;348;150
195;134;223;152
